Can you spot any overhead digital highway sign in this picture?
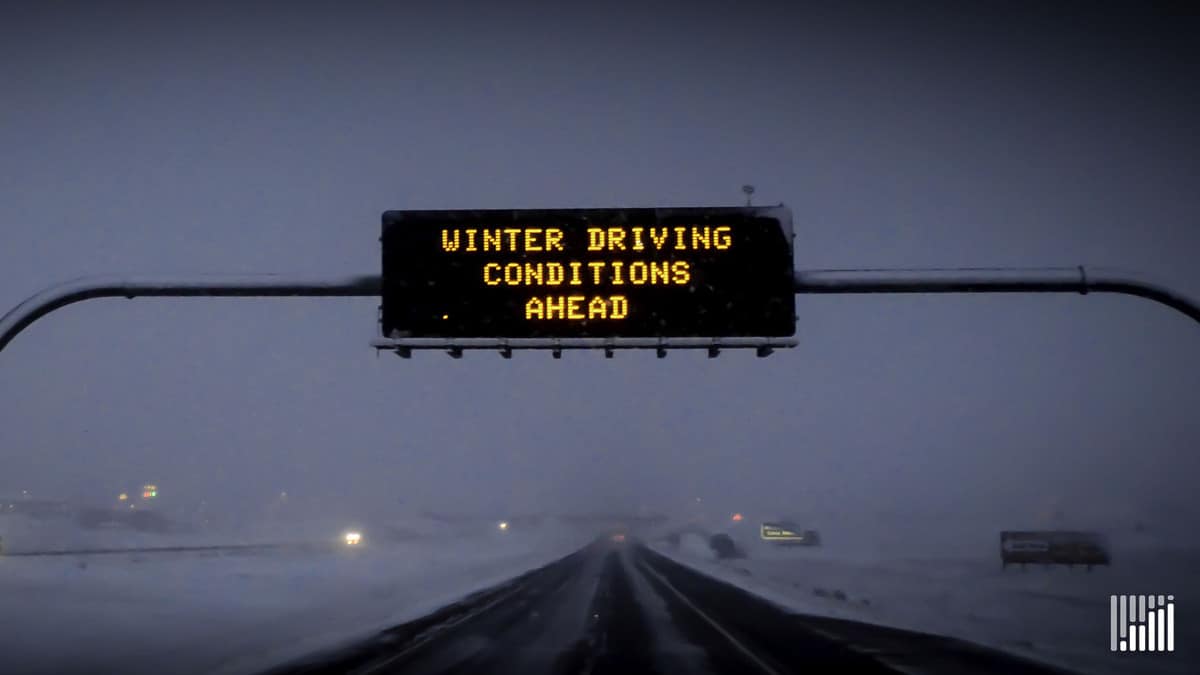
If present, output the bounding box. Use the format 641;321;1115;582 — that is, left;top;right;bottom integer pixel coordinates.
761;522;821;546
379;206;795;348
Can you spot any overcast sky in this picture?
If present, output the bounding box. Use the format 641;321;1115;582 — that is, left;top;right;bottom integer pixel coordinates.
2;2;1197;531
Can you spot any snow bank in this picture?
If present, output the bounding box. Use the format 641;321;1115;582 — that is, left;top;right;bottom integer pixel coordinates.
652;540;1199;675
0;523;592;675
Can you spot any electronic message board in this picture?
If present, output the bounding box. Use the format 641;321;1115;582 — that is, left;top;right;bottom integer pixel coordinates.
379;206;795;346
761;522;821;546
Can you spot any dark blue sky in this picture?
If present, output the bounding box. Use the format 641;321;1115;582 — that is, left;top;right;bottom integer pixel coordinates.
2;2;1197;530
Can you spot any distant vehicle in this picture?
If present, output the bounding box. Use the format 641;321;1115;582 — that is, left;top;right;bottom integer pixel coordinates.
343;530;363;546
760;521;821;547
1000;530;1110;569
709;533;745;559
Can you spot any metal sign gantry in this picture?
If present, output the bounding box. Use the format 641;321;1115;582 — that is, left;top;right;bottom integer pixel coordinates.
1;266;1197;360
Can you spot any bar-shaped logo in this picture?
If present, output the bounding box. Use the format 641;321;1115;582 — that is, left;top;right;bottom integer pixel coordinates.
1111;595;1174;652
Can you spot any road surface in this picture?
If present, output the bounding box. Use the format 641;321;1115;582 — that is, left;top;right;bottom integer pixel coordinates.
263;537;1077;675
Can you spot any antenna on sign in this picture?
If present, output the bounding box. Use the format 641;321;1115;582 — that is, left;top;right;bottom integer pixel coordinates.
742;184;755;207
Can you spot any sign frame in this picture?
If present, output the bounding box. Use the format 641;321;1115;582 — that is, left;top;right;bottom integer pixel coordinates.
376;205;798;355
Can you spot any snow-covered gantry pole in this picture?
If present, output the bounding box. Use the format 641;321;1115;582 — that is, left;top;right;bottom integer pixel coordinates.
792;266;1200;327
0;274;382;355
1;266;1197;361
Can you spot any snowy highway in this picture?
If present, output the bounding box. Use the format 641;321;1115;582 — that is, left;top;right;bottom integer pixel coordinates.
3;515;1196;674
263;537;1079;675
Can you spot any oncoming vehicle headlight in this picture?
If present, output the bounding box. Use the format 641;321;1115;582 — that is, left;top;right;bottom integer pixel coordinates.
344;531;363;546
